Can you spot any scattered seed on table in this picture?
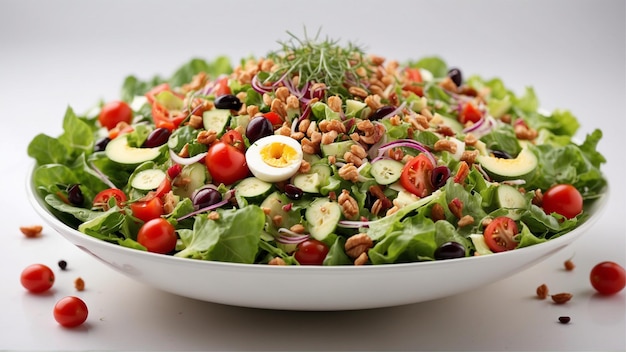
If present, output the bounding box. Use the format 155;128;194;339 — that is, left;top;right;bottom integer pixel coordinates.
74;277;85;291
558;316;571;324
58;260;67;270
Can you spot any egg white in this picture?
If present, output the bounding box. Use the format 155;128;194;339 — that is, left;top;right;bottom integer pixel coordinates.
245;135;303;183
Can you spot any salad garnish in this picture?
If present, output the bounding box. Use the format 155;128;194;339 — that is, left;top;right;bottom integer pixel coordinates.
28;32;607;265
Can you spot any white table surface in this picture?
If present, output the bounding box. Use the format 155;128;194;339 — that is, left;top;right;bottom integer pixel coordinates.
1;0;624;350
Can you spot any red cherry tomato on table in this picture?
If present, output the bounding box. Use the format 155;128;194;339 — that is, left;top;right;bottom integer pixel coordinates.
542;184;583;219
483;216;519;252
400;154;434;198
137;218;177;254
93;188;127;210
53;296;88;328
130;197;164;222
295;239;329;265
220;130;246;153
205;141;249;185
20;264;55;293
590;261;626;295
99;101;133;130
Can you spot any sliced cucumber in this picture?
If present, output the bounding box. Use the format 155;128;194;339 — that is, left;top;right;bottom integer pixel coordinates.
130;169;166;191
260;192;299;233
292;163;332;193
292;173;321;193
235;177;273;200
305;198;342;241
469;234;493;256
172;162;207;199
477;147;538;181
370;159;404;185
203;109;231;136
320;140;356;160
345;99;367;117
496;184;527;220
105;135;161;165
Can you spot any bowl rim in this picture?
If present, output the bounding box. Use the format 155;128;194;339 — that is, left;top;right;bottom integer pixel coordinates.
26;162;610;274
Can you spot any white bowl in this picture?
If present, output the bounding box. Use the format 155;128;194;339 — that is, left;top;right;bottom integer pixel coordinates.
27;166;608;311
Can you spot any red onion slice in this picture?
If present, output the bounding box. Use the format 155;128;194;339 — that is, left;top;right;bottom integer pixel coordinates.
169;149;207;166
377;139;436;166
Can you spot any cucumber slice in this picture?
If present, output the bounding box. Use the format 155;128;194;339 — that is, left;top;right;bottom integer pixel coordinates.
203;109;231;136
496;184;527;220
260;192;299;234
305;198;342;241
370;159;404;185
292;173;321;193
172;163;207;199
130;169;166;191
320;140;356;160
345;99;367;117
292;163;332;193
235;177;273;200
477;147;538;181
105;135;161;165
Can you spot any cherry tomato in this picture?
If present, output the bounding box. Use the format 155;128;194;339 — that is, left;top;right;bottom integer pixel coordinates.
483;216;519;252
213;76;231;97
93;188;127;210
542;184;583;219
154;177;172;199
459;102;482;124
295;239;329;265
130;197;164;222
205;141;249;185
20;264;55;293
137;218;177;254
402;68;424;96
590;261;626;295
53;296;88;328
262;112;283;127
98;101;133;130
400;154;434;197
220;130;246;153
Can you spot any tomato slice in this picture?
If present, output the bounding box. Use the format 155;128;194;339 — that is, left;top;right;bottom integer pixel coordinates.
130;197;164;222
483;216;519;252
400;154;434;197
93;188;127;210
263;112;283;127
459;102;482;124
146;84;187;131
220;130;246;153
145;83;171;104
402;68;424;96
213;77;232;97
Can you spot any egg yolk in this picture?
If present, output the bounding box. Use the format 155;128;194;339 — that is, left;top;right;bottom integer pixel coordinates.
260;142;298;167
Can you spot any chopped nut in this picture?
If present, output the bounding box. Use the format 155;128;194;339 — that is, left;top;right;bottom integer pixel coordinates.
327;95;342;112
430;203;445;222
551;293;573;304
345;234;374;259
338;189;359;219
20;225;43;238
448;198;464;218
289;224;306;234
338;163;360;182
564;259;575;271
536;284;549;299
434;139;457;154
208;211;220;221
457;215;475;227
272;215;283;227
348;86;368;99
268;257;287;265
74;277;85;291
532;189;543;207
354;252;369;266
197;130;217;145
187;114;204;129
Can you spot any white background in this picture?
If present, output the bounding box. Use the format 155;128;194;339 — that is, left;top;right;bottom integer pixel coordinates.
1;0;624;350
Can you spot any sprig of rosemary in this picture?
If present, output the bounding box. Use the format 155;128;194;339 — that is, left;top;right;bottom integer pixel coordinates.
265;29;370;97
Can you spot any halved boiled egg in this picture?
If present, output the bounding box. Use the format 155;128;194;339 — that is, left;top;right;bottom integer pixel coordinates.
245;135;303;183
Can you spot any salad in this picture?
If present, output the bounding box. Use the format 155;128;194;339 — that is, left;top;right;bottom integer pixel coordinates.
28;32;607;266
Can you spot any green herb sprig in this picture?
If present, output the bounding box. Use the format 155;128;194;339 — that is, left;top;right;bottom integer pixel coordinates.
265;29;370;98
